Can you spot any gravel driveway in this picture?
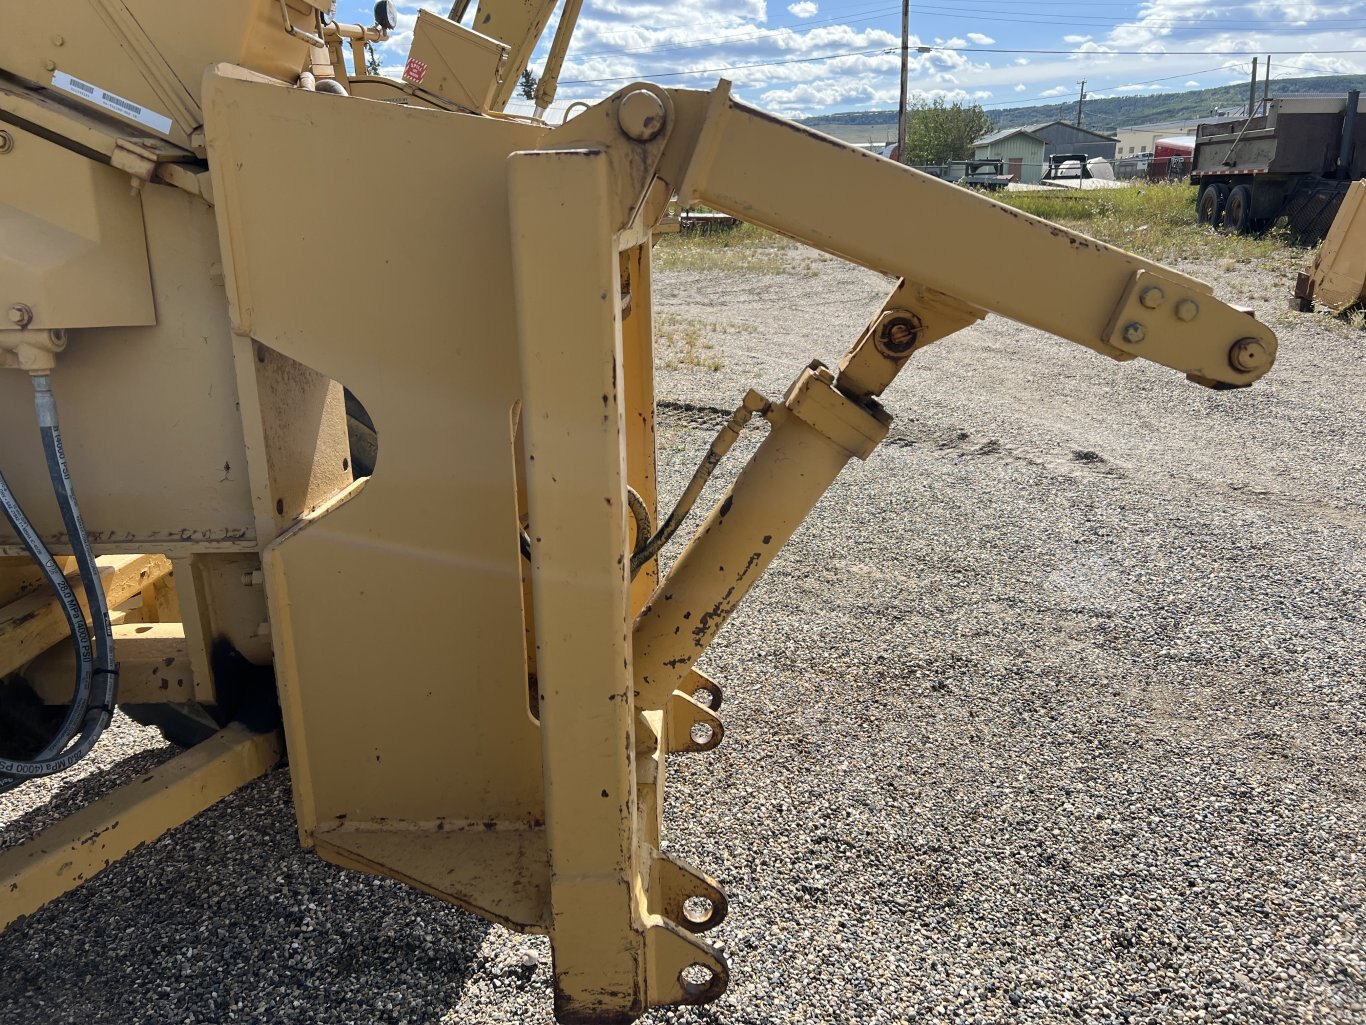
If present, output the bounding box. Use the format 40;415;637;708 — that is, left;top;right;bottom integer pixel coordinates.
2;244;1362;1025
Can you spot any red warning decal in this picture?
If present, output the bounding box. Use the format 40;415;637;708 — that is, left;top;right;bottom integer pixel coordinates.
403;58;428;84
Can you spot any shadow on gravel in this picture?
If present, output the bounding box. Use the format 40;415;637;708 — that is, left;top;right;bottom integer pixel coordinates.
0;743;176;853
0;770;499;1025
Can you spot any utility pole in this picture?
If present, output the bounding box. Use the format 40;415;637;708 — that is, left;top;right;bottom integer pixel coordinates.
1262;55;1271;114
1075;80;1085;128
897;0;909;163
1248;57;1258;117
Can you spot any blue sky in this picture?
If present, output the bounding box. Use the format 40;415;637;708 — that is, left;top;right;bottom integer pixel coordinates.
338;0;1365;117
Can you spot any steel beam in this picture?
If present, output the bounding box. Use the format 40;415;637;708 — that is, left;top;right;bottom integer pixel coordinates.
0;723;282;929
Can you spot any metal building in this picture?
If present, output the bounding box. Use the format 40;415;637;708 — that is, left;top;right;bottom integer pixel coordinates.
1023;121;1120;164
972;127;1047;183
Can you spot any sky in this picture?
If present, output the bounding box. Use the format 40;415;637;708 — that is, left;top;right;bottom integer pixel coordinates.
338;0;1366;119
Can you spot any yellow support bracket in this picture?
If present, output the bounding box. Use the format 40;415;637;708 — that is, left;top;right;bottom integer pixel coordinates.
0;724;282;929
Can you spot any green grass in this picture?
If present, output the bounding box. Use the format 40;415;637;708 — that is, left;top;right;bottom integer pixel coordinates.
993;182;1305;266
653;221;793;274
653;183;1310;278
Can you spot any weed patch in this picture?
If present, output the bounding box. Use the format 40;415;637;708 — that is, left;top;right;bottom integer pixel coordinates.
994;182;1307;269
654;221;793;274
656;313;726;371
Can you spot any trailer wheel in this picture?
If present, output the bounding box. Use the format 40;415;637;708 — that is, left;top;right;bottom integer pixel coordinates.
1197;183;1228;227
1224;185;1255;234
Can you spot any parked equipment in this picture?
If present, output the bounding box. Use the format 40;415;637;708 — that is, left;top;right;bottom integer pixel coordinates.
1149;137;1194;181
1292;179;1366;312
0;1;1277;1021
1193;91;1365;238
1041;153;1095;183
947;158;1014;190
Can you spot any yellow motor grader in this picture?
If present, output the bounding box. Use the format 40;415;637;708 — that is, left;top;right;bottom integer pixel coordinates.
0;2;1276;1020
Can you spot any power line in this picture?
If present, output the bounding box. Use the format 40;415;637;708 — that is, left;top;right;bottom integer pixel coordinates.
560;45;1366;87
542;2;1366;64
561;2;901;61
974;62;1249;108
563;48;891;85
907;2;1366;31
951;45;1366;55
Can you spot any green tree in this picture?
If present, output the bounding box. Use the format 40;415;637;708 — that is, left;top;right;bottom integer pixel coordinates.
902;98;993;165
519;68;539;101
365;42;381;76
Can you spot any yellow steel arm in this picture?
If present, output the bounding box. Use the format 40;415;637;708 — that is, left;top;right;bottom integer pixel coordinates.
646;83;1274;390
461;0;571;111
530;82;1279;720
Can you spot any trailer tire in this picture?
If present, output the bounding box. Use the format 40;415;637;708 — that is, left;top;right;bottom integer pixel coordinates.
1197;183;1228;227
1224;185;1255;235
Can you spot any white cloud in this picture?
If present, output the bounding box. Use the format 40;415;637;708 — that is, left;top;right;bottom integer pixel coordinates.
351;0;1366;121
1069;40;1117;61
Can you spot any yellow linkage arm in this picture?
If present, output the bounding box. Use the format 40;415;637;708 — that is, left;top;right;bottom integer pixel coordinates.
461;0;570;112
657;83;1275;391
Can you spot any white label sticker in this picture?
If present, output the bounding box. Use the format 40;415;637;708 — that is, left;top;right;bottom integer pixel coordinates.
51;70;173;135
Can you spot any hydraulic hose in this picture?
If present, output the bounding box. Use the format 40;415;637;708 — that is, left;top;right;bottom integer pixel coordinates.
0;461;93;779
0;374;117;782
629;392;770;578
520;485;654;565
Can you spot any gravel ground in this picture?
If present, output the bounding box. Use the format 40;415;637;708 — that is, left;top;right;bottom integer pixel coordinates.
1;244;1363;1025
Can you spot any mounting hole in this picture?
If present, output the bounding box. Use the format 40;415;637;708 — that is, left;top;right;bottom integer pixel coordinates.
342;457;350;471
690;721;714;746
691;680;723;710
275;498;285;515
683;896;714;925
679;963;714;997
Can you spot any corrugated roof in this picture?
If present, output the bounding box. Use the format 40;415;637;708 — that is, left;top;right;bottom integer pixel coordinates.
1119;117;1207;132
973;126;1047;146
1020;120;1119;140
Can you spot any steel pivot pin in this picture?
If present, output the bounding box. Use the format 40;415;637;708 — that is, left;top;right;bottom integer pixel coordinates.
618;90;666;142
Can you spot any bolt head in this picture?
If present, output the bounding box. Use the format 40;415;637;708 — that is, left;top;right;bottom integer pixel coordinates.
1175;298;1200;322
0;131;11;155
7;303;32;327
1122;321;1146;344
873;310;923;359
1139;286;1165;309
618;89;666;142
1229;337;1269;373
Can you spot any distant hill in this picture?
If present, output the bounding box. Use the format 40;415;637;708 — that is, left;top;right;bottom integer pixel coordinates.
798;74;1366;139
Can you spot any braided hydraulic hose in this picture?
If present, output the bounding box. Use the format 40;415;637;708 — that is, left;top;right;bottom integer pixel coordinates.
0;374;118;783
